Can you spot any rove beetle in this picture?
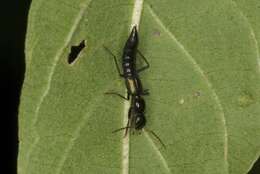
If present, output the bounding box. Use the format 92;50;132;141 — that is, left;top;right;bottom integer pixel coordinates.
104;26;150;99
104;26;165;148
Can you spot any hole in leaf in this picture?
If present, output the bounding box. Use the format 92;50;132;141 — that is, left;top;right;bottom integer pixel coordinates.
68;40;85;64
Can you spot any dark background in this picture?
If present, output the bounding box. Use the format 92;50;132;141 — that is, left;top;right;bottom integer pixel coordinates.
1;0;31;174
0;0;259;174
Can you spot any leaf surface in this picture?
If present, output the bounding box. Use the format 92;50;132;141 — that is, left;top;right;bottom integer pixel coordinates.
19;0;260;174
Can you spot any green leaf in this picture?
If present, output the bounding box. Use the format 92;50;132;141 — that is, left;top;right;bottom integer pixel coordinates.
18;0;260;174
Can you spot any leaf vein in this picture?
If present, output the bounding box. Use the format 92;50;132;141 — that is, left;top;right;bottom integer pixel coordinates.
144;131;172;174
25;0;93;173
147;4;229;170
55;94;103;174
230;0;260;73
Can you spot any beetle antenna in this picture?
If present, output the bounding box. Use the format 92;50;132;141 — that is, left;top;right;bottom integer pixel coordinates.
144;128;166;149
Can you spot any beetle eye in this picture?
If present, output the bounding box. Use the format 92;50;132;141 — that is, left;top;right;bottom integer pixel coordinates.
135;115;146;130
135;117;141;123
